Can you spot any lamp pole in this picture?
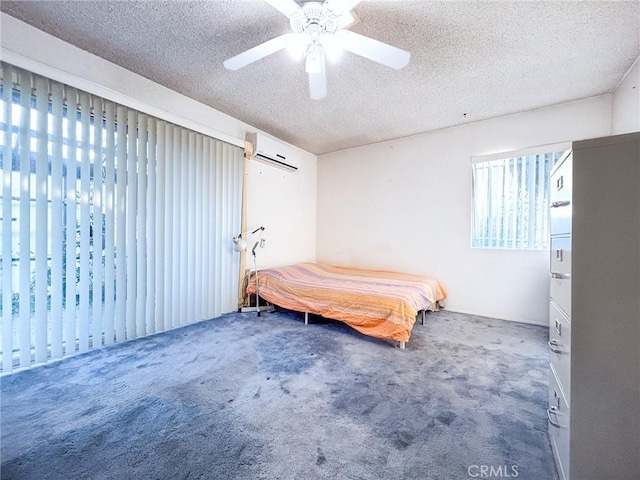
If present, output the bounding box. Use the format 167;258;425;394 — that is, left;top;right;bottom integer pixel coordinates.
233;226;265;316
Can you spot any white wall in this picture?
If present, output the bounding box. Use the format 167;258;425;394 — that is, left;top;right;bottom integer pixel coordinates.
246;155;317;268
1;13;317;272
317;96;612;325
611;55;640;135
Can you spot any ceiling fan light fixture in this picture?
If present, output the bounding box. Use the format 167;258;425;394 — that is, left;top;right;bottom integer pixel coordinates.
305;46;324;74
223;0;410;99
286;33;308;60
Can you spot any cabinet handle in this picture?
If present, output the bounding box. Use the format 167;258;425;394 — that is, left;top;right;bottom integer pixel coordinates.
551;200;570;208
548;340;563;354
551;272;571;280
547;407;561;428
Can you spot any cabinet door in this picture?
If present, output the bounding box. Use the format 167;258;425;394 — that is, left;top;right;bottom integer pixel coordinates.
550;271;571;317
549;368;570;480
550;155;572;236
550;236;571;277
549;300;571;403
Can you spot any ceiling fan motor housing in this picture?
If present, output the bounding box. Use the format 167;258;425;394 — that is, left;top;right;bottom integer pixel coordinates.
290;2;341;35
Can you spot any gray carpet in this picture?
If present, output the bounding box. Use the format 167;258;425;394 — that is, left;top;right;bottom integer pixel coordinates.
1;310;558;480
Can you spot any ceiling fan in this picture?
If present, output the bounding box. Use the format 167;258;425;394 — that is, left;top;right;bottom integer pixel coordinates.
223;0;411;100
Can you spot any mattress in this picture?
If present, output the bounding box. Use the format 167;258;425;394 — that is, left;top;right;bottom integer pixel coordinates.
246;262;447;342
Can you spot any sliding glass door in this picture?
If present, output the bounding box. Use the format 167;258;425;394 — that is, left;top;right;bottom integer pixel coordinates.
0;62;243;372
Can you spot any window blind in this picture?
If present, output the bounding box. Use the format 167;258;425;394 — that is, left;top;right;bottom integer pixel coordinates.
471;151;562;249
0;62;243;372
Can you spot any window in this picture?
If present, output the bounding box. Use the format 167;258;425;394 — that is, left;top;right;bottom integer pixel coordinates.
0;62;243;372
471;149;565;249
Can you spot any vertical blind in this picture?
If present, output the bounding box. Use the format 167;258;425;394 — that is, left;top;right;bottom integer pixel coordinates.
471;151;563;249
0;62;243;372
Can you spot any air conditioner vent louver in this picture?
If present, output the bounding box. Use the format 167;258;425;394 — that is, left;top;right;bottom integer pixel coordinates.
246;132;299;172
255;152;298;172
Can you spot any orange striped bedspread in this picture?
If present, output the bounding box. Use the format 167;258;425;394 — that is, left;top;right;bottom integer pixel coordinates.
246;262;447;342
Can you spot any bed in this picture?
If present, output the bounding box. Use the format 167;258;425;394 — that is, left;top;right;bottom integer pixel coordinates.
245;262;447;347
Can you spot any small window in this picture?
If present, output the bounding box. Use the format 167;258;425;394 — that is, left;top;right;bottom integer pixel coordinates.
471;150;565;249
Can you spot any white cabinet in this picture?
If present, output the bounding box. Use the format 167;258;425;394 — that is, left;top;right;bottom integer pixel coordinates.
548;132;639;480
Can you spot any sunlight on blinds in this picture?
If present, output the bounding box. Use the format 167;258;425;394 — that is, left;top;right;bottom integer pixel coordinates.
471;151;563;250
0;62;243;372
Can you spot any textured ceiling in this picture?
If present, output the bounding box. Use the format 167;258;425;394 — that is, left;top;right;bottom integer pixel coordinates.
2;1;639;155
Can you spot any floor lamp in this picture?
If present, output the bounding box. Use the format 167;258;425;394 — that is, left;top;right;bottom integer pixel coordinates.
233;226;265;316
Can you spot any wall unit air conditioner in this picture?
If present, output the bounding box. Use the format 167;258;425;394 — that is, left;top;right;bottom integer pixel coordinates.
246;132;299;172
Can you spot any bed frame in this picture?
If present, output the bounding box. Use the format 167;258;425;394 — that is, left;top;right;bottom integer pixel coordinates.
300;309;427;349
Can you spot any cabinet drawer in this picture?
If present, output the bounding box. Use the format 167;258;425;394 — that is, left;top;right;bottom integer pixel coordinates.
550;272;571;317
549;368;570;480
549;300;571;403
550;236;571;276
550;204;572;237
550;154;572;236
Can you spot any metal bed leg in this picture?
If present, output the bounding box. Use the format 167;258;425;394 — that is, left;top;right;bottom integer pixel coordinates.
421;310;425;325
304;312;309;325
399;341;406;349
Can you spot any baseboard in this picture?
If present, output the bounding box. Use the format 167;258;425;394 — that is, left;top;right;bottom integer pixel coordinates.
444;309;547;327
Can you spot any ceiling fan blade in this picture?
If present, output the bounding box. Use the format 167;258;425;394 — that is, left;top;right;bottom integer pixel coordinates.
265;0;304;17
337;30;410;70
335;11;358;30
308;56;327;100
223;34;292;70
325;0;362;15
